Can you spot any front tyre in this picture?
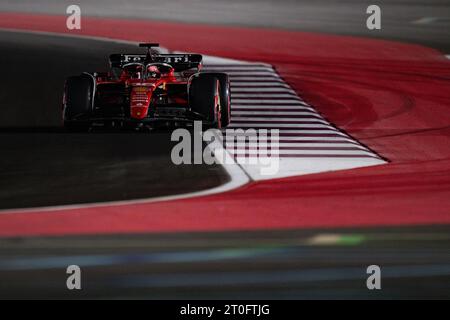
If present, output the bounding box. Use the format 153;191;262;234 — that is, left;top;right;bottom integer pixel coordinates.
211;73;231;128
63;75;94;131
189;73;222;129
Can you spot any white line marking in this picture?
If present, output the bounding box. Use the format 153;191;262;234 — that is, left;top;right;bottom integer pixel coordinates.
232;99;303;104
230;131;348;137
207;70;277;74
232;93;297;98
232;88;295;93
232;104;312;110
0;27;143;47
240;157;385;180
229;122;334;127
201;55;268;66
227;73;280;77
203;67;275;71
232;111;319;116
251;129;346;135
191;54;251;65
228;77;282;81
226;143;369;149
228;149;376;156
259;136;356;141
231;117;329;123
231;83;289;87
205;63;271;67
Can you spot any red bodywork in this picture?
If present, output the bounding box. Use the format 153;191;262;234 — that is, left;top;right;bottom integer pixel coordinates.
94;62;198;120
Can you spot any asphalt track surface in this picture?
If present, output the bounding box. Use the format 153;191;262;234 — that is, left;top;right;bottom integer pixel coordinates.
0;31;228;209
1;225;449;299
0;1;450;299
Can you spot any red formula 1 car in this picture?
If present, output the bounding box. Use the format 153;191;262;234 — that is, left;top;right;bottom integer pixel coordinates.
62;43;230;131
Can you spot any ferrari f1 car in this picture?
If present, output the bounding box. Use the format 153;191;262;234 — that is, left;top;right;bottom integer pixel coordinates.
63;43;230;131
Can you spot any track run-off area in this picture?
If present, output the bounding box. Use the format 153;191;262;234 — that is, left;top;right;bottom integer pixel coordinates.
0;13;449;236
202;60;384;180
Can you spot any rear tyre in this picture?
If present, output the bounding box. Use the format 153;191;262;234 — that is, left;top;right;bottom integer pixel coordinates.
189;74;222;129
63;75;94;131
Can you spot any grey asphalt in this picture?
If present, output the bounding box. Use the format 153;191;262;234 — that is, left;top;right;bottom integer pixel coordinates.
1;225;449;299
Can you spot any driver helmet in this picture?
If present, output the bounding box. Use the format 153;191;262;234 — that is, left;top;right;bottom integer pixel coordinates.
147;65;159;73
147;65;161;78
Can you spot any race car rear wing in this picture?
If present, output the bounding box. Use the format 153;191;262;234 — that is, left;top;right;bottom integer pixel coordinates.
109;53;203;71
